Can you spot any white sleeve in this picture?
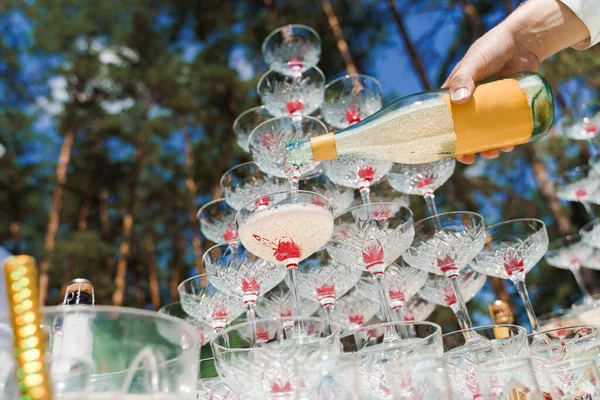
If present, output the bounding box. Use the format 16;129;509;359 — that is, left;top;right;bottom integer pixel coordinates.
561;0;600;49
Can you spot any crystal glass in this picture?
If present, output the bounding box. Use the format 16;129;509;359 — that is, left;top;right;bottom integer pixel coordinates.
197;357;239;400
404;212;485;331
158;301;215;347
545;234;595;303
580;218;600;249
299;175;354;216
573;294;600;325
0;322;15;399
591;153;600;175
220;161;288;211
327;202;414;323
233;106;272;153
340;321;443;399
367;177;410;208
236;190;334;318
255;284;321;319
295;248;362;319
203;240;286;344
212;317;337;399
262;24;321;74
321;74;383;129
557;102;600;154
418;267;486;319
477;357;543;399
472;219;548;332
178;274;246;332
529;325;600;396
257;65;325;117
44;306;199;399
249;116;326;186
197;198;238;243
403;294;437;322
537;308;582;332
320;289;380;330
547;358;600;400
323;158;393;204
354;260;428;322
555;164;600;219
386;158;456;216
377;356;452;400
443;325;529;400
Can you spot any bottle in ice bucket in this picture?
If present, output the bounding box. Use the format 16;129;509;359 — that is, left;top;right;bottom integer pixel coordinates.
286;72;554;165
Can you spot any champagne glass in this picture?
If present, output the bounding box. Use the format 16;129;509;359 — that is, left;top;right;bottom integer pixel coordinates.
529;325;600;397
197;199;238;243
197;357;239;400
323;158;393;205
555;165;600;219
418;266;486;324
557;102;600;154
381;356;452;400
320;288;380;330
580;217;600;249
203;240;286;345
255;284;320;319
403;294;437;322
354;260;428;322
547;358;600;400
178;274;246;333
249;116;327;189
220;161;288;211
295;248;362;320
212;316;337;399
233;105;272;153
321;74;383;129
340;321;443;398
299;175;355;216
367;177;410;207
477;357;542;399
471;219;548;332
236;190;334;318
404;212;486;331
326;202;414;323
545;234;595;303
262;24;321;74
158;301;215;347
257;65;325;117
442;325;528;400
386;158;456;216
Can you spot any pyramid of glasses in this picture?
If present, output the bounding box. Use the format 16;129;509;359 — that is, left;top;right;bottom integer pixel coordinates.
159;24;600;400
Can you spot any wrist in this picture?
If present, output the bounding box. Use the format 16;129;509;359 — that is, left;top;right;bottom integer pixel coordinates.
502;0;589;61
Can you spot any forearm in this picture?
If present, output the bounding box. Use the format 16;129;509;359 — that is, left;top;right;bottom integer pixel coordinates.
502;0;590;61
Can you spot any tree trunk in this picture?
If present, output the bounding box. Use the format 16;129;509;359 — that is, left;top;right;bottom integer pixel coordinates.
99;187;111;238
145;227;161;310
170;225;185;301
211;88;238;199
39;129;75;305
112;136;146;306
386;0;432;90
9;221;20;254
320;0;359;76
181;120;205;276
459;0;484;39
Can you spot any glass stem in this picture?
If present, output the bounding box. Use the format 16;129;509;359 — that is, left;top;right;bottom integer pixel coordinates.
246;302;258;347
287;266;303;317
582;201;597;220
449;277;474;332
374;274;394;323
392;307;405;322
512;277;541;333
323;304;335;321
570;265;593;302
359;186;371;205
423;193;438;217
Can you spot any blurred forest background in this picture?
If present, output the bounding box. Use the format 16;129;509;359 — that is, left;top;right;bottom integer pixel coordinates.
0;0;599;331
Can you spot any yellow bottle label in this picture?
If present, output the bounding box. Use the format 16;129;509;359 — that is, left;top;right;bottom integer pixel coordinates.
444;78;533;156
310;132;337;161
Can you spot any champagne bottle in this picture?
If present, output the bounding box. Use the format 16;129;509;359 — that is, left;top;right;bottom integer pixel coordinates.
488;299;514;339
286;72;554;165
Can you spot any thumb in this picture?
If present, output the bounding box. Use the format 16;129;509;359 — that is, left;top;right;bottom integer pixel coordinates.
445;70;475;104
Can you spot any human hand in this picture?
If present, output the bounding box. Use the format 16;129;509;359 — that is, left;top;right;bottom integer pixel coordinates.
442;25;539;164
